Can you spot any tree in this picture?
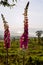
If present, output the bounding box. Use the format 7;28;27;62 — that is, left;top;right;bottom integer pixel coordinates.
0;0;17;7
36;30;43;43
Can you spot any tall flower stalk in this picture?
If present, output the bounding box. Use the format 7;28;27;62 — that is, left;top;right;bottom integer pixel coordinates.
20;2;29;65
1;14;10;65
20;1;29;50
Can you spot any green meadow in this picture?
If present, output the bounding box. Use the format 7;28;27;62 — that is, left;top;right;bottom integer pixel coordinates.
0;38;43;65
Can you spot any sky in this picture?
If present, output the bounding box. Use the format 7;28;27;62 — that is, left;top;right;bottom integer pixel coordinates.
0;0;43;36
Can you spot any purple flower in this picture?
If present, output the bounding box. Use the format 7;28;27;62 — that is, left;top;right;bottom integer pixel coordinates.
4;29;10;48
20;17;29;49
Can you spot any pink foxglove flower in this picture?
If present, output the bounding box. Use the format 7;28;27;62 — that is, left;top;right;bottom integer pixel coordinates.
20;1;29;49
1;14;10;48
20;17;28;49
4;28;10;48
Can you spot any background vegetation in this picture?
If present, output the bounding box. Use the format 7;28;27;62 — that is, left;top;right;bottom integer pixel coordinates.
0;37;43;65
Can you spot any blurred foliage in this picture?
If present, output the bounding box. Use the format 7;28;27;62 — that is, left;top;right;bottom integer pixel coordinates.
36;30;43;44
0;0;17;7
0;38;43;65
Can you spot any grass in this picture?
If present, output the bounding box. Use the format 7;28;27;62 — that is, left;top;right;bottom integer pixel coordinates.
0;38;43;65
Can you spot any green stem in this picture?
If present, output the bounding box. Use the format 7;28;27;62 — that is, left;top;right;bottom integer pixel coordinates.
6;48;8;65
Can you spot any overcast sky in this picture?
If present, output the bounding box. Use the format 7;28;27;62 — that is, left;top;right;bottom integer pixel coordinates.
0;0;43;35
